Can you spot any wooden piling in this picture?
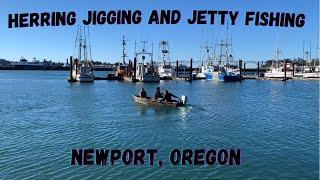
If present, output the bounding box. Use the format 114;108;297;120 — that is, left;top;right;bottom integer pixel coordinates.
292;63;295;77
75;59;79;76
69;56;73;81
176;60;179;78
190;58;193;82
128;60;132;77
133;58;137;81
239;60;242;80
257;62;260;77
243;63;246;76
284;60;287;81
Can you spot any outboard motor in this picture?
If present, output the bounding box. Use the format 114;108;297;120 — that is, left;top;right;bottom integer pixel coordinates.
180;95;187;105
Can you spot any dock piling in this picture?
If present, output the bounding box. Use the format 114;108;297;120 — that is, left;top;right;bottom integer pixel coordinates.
257;62;260;77
284;60;287;81
69;56;73;81
239;60;242;80
190;58;193;82
176;60;179;78
133;58;137;81
292;63;295;77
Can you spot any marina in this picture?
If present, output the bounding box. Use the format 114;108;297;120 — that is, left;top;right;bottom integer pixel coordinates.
0;70;318;179
1;0;319;179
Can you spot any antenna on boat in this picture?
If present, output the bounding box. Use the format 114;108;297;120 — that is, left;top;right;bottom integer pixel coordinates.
151;42;154;66
73;25;80;60
87;26;92;62
134;40;137;58
275;32;281;68
309;40;312;62
79;26;82;61
141;40;147;53
303;40;305;61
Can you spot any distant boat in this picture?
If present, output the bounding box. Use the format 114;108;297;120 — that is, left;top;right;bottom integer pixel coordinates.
157;41;174;80
72;25;95;82
218;66;241;82
76;61;94;82
158;64;174;80
215;37;240;82
197;64;216;80
176;64;192;79
265;34;293;79
134;40;160;82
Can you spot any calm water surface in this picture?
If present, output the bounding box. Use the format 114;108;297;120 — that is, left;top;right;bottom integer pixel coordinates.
0;71;319;179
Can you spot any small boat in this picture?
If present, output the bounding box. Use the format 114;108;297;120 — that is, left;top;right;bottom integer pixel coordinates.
133;95;187;107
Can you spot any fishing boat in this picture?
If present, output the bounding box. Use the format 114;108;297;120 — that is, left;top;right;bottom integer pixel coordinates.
133;95;187;107
134;40;160;82
70;25;95;82
76;61;94;82
176;64;192;78
215;39;241;82
218;66;241;81
197;42;216;80
265;34;293;79
157;41;174;80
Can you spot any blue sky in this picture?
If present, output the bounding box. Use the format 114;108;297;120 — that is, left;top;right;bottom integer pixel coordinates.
0;0;318;63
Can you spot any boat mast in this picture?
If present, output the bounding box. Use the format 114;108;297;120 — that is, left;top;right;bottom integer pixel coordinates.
79;26;82;61
274;33;280;69
121;36;128;65
226;23;229;66
87;26;92;62
160;41;170;65
83;26;87;61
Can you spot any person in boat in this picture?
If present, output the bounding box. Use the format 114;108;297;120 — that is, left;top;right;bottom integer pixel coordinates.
161;90;178;102
154;87;162;100
140;88;147;98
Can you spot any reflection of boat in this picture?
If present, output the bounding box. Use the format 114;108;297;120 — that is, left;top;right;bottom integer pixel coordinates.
133;95;187;107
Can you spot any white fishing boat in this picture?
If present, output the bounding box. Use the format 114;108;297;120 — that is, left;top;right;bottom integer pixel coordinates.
76;61;94;82
135;40;160;82
197;44;216;80
265;34;293;79
70;25;95;82
157;41;174;80
158;64;174;80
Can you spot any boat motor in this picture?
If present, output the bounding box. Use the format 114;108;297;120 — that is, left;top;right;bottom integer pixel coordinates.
180;95;187;105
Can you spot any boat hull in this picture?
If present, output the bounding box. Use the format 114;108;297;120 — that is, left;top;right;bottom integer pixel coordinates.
133;95;184;107
218;74;241;82
76;75;95;82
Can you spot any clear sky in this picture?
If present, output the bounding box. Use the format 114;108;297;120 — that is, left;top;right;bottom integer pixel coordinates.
0;0;319;63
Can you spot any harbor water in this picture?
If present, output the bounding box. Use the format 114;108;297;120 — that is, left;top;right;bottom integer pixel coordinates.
0;71;319;179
